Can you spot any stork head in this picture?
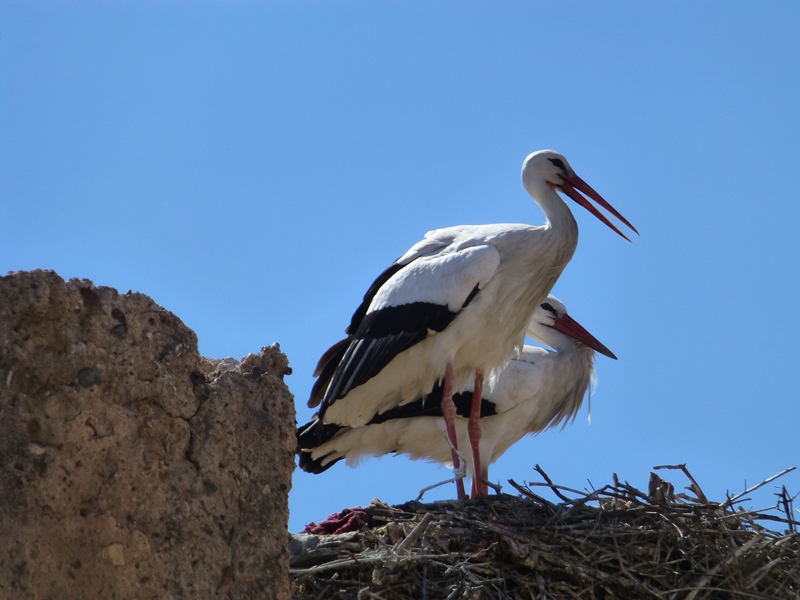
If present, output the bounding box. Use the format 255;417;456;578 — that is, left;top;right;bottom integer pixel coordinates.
527;295;617;359
521;150;577;189
521;150;638;242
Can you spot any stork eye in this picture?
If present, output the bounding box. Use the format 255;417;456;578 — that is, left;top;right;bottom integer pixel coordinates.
547;158;566;171
541;302;556;314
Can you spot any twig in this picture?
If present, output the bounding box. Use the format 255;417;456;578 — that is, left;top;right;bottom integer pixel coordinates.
531;464;582;502
722;466;796;509
394;513;433;554
290;550;457;576
524;480;588;498
776;485;796;534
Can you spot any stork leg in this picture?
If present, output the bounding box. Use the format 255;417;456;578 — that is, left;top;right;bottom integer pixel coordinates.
440;362;466;500
468;370;487;498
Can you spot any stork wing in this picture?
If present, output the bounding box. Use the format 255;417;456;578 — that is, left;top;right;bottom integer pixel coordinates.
310;225;502;409
307;244;445;410
368;385;499;422
297;382;498;474
343;227;462;336
317;243;501;418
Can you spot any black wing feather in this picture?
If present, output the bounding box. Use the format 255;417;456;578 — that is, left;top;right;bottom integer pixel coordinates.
319;301;458;417
296;419;345;474
345;262;405;335
295;384;498;474
369;385;498;422
308;337;351;408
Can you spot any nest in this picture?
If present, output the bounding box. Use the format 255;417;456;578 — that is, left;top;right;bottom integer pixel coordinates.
290;465;800;599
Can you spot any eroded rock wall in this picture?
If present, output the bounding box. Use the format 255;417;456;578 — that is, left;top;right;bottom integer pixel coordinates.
0;270;294;599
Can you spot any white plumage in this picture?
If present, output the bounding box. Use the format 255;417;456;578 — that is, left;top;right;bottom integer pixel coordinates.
303;150;636;498
298;296;617;488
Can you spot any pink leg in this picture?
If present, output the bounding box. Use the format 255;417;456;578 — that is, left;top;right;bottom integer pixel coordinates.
468;370;486;498
441;362;466;500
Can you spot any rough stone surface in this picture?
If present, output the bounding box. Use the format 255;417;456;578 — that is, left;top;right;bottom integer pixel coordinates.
0;269;294;599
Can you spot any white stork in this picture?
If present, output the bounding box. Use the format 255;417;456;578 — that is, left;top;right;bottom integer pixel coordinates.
304;150;636;499
297;295;616;493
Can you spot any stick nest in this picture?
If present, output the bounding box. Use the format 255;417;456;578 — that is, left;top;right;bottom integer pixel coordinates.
290;465;799;599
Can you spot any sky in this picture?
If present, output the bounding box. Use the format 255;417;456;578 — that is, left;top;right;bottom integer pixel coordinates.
2;2;799;534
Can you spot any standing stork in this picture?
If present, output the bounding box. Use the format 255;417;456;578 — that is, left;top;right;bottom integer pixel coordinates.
297;296;616;493
305;150;636;499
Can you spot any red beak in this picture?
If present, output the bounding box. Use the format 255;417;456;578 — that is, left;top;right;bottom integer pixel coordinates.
559;173;639;243
550;313;617;359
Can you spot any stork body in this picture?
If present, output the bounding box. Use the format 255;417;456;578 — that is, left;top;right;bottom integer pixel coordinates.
306;151;636;498
298;296;616;487
318;221;576;425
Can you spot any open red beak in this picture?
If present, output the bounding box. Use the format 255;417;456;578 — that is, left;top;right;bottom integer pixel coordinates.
559;173;639;243
550;313;617;359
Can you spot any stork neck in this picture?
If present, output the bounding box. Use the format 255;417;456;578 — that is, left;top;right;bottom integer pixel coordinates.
530;326;579;355
538;186;578;237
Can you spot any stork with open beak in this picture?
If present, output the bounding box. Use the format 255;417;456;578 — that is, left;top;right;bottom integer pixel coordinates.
305;150;636;498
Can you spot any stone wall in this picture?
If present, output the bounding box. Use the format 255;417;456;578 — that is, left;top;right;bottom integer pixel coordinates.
0;270;294;599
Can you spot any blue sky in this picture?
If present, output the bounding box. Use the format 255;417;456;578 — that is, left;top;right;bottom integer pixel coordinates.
3;2;799;533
